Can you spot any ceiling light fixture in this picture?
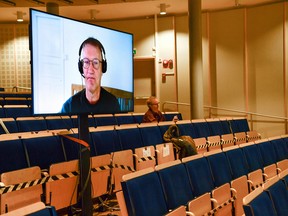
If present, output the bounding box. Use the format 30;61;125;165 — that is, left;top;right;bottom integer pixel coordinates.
0;0;16;6
26;0;45;6
57;0;73;4
90;9;99;20
235;0;240;7
17;11;24;22
160;3;166;15
89;0;99;4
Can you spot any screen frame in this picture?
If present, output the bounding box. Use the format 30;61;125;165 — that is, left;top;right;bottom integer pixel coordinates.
29;8;134;116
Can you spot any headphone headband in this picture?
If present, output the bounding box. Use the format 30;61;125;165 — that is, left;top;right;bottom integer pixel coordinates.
78;37;107;76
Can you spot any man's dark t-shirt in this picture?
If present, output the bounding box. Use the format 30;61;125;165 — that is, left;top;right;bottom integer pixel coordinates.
61;87;120;114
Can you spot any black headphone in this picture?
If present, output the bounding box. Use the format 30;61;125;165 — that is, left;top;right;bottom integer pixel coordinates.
78;37;107;78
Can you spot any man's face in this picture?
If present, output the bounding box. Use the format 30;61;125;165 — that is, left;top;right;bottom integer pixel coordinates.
81;43;103;93
150;98;160;112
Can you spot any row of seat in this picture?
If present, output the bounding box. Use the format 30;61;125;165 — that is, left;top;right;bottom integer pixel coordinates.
0;92;32;107
1;202;57;216
0;105;251;135
0;141;176;214
119;136;288;216
0;117;260;175
0;129;288;215
243;173;288;216
0;109;182;134
0;114;250;140
0;97;32;107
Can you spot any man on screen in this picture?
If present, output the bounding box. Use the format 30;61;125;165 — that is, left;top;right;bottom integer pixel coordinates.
61;37;120;114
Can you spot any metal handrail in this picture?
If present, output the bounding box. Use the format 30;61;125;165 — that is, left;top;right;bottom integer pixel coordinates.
204;105;288;133
204;105;288;120
162;101;190;111
12;86;31;92
162;101;288;133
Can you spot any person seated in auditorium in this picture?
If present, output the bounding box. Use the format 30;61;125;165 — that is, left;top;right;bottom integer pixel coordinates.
142;96;165;123
61;37;120;114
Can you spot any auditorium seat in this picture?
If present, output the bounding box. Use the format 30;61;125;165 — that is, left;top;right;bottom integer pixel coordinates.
219;117;233;135
230;175;249;216
90;126;121;155
114;113;136;125
188;192;215;216
91;154;112;200
45;159;79;210
230;117;250;133
0;135;28;174
243;187;277;216
206;118;226;136
21;133;66;171
3;105;32;119
111;149;134;192
58;130;89;160
255;139;277;167
158;121;175;137
246;130;261;142
0;166;42;214
121;168;180;216
262;175;288;216
182;154;215;197
276;159;288;173
116;124;144;151
247;169;264;192
204;149;233;187
263;163;278;181
59;128;96;161
133;145;156;170
16;117;47;133
116;191;128;216
206;135;222;151
223;145;250;179
164;205;187;216
162;111;182;121
0;202;57;216
280;135;288;157
138;122;164;147
176;120;197;138
155;142;175;165
221;133;235;148
279;168;288;188
0;118;18;134
45;116;73;130
0;106;5;118
191;119;211;138
70;115;96;128
240;142;264;173
245;140;277;182
234;132;247;145
240;142;266;190
269;136;288;162
155;160;195;210
94;114;117;126
211;183;236;216
4;97;30;106
131;112;144;124
193;137;208;154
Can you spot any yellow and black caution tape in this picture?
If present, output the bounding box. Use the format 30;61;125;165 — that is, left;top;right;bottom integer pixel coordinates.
206;141;222;148
137;156;156;163
196;143;208;149
203;195;237;216
0;171;79;195
0;163;135;195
